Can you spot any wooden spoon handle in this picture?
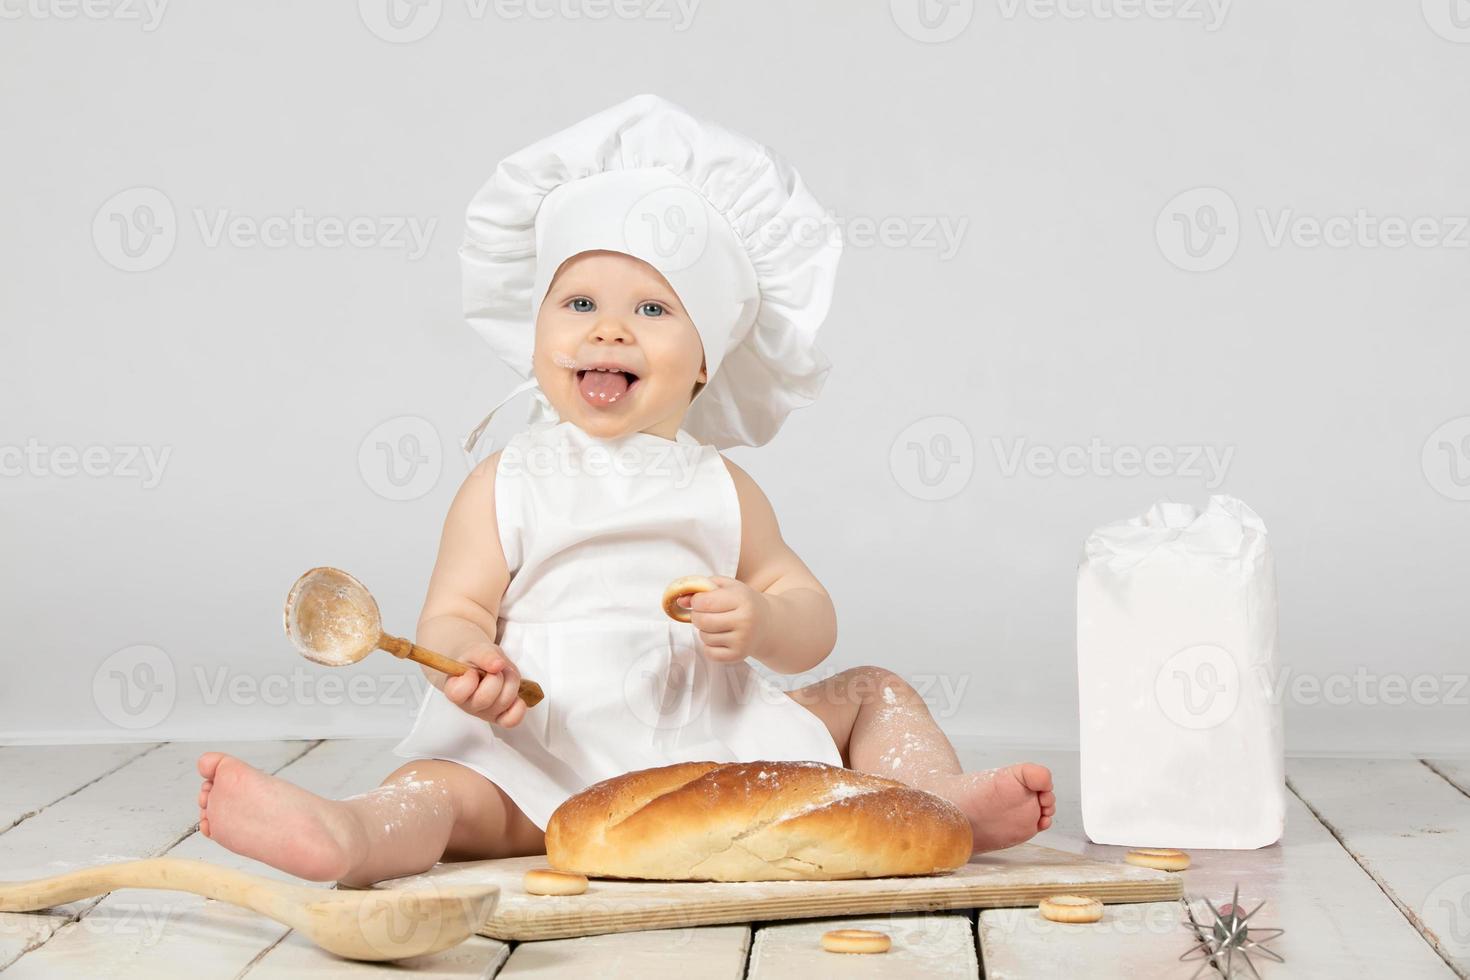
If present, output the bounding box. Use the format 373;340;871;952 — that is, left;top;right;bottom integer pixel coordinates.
0;857;498;963
0;857;313;917
379;635;544;708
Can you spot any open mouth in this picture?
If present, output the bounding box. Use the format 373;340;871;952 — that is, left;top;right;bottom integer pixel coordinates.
575;365;641;407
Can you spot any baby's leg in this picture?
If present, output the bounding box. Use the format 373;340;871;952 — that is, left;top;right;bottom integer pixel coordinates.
787;666;1056;853
197;753;543;887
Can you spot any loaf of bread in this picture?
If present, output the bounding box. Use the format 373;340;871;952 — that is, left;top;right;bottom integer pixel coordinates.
545;760;973;881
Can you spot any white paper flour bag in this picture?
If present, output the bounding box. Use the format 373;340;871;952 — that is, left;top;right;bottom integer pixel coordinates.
1077;495;1285;849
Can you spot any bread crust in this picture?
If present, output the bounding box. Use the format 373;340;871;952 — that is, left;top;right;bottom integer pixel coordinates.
545;760;973;881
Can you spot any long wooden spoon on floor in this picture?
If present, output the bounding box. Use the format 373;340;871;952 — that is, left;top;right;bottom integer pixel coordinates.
284;566;544;708
0;857;498;961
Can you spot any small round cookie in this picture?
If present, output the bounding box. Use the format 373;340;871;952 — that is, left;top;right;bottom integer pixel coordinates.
1038;895;1104;923
524;867;589;896
820;929;891;954
1124;848;1191;872
661;576;717;623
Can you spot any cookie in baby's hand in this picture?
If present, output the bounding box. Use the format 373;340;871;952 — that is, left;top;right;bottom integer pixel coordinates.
661;576;717;623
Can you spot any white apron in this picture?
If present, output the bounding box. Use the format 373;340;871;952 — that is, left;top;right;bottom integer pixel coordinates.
394;394;842;830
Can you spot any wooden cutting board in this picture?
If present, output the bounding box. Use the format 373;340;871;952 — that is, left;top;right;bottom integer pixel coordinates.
375;844;1182;941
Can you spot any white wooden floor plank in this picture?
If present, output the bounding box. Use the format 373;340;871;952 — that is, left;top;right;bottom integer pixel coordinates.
980;901;1195;980
246;933;510;979
749;913;976;979
1426;759;1470;799
1288;757;1470;978
0;911;67;972
963;747;1455;979
0;743;161;834
500;925;749;979
5;739;401;980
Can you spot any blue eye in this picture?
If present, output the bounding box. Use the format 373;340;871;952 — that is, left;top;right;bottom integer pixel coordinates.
637;302;666;317
568;297;595;313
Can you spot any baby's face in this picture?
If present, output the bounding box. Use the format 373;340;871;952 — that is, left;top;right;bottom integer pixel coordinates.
533;250;707;441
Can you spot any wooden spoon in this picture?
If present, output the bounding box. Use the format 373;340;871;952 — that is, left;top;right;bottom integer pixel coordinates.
0;857;498;962
284;567;543;708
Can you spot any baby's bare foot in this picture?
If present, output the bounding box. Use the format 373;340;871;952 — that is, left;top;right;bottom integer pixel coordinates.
917;763;1056;853
197;752;365;882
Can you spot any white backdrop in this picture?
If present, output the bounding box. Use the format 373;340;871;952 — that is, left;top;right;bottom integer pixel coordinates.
2;1;1467;755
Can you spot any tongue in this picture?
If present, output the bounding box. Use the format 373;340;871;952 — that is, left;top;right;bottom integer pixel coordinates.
579;370;631;402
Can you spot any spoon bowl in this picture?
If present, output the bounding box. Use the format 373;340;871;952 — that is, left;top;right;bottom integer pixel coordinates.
284;567;383;667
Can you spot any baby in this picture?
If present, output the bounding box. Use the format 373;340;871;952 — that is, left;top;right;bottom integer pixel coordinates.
195;96;1054;888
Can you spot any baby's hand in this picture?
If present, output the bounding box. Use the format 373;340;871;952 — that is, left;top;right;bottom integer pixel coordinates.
677;575;771;664
442;644;529;728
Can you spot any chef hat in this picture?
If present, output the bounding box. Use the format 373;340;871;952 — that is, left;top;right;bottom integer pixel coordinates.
459;93;841;451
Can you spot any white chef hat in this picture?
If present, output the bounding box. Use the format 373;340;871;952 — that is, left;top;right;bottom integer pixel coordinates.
459;93;841;452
